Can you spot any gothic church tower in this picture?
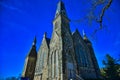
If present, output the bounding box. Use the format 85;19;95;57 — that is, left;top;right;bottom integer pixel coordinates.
48;1;77;80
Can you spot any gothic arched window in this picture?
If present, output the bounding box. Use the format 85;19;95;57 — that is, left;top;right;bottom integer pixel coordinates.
54;51;56;78
51;52;54;78
55;50;59;77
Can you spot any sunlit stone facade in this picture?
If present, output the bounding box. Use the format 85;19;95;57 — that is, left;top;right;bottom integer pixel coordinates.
22;1;101;80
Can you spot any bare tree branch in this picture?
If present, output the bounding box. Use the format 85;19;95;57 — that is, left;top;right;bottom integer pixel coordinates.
91;0;113;37
71;0;113;38
97;0;112;29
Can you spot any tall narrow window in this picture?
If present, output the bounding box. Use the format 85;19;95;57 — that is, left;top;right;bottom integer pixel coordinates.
56;50;59;78
52;52;54;78
54;51;56;77
40;51;44;72
40;74;42;80
51;53;52;78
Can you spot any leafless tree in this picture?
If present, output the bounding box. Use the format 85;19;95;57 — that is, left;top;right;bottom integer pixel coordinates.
73;0;113;37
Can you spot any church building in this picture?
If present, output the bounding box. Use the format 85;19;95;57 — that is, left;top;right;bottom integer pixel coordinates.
22;1;101;80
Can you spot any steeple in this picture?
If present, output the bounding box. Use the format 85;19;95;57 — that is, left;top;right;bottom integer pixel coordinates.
22;37;37;80
55;1;68;19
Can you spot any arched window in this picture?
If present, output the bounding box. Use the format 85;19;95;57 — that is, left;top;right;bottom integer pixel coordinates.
51;52;54;78
56;50;59;78
54;51;56;77
39;50;44;72
66;51;75;79
51;52;52;78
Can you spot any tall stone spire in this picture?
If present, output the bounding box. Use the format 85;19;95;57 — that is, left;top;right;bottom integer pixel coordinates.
55;0;68;18
22;37;37;80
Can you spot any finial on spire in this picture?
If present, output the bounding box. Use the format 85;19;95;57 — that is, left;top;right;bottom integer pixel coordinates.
83;30;88;40
82;29;85;36
33;36;36;46
43;32;47;38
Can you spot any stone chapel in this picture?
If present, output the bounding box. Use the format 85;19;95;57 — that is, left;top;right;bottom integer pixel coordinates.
22;1;101;80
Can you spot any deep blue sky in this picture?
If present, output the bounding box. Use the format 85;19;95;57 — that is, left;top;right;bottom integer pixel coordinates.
0;0;120;78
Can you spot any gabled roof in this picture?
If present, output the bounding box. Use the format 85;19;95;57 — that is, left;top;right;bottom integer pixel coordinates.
41;32;50;49
72;29;83;39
